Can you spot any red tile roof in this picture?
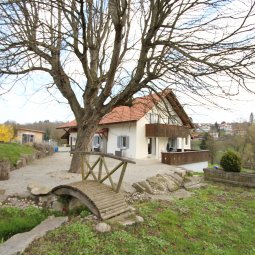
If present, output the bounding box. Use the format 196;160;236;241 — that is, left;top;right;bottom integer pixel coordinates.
57;90;194;129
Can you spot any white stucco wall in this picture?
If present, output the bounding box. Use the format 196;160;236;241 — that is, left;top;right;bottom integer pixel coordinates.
101;122;137;158
176;135;191;150
69;132;77;146
136;116;149;158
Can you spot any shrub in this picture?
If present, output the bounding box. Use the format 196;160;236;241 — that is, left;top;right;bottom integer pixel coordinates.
220;151;241;172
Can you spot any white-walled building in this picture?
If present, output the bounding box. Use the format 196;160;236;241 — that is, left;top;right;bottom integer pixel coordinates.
58;90;194;160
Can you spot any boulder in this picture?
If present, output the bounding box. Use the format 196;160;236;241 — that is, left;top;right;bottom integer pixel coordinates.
27;183;51;195
138;181;154;194
156;174;179;192
164;172;183;186
68;197;83;211
174;168;187;178
51;200;66;212
95;222;111;233
146;176;167;192
15;159;23;169
132;182;146;193
0;160;10;180
135;215;144;223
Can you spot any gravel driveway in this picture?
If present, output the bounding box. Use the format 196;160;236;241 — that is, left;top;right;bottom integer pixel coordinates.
0;151;180;200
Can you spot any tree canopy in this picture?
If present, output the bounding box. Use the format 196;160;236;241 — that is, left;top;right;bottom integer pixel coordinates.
1;0;255;171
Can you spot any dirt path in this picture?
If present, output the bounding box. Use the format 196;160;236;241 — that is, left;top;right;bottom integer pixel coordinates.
0;152;179;200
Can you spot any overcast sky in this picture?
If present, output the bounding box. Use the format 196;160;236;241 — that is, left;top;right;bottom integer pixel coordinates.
0;85;254;124
0;0;254;125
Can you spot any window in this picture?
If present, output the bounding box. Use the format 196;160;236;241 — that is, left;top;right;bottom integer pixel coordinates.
117;136;129;149
22;134;34;144
93;135;101;148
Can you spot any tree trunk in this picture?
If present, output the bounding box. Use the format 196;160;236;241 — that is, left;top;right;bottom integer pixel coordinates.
69;123;97;173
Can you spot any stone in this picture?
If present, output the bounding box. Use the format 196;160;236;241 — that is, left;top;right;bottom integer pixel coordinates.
15;159;23;169
146;176;167;192
68;197;83;211
38;194;58;206
184;182;208;191
0;216;68;255
157;174;179;192
0;160;10;180
174;168;187;178
95;222;111;233
135;215;144;223
27;183;51;196
164;172;183;186
138;181;154;194
51;200;65;212
132;182;146;193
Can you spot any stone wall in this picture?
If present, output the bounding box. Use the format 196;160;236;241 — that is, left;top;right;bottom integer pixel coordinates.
203;168;255;188
0;160;10;180
13;143;54;170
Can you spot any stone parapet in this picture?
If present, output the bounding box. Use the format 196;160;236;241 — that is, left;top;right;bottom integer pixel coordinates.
203;168;255;188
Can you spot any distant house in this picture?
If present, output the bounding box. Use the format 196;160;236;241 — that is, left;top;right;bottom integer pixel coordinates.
16;128;45;144
58;90;194;160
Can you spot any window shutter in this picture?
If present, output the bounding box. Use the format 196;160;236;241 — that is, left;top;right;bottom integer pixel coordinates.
93;136;97;147
126;136;129;148
117;136;121;148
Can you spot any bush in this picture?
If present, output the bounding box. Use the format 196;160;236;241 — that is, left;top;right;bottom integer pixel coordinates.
220;151;241;172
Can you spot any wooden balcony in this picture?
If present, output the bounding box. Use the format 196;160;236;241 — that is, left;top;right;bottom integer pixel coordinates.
161;150;210;165
145;124;190;138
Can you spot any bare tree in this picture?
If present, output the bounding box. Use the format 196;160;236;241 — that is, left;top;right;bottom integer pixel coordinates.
0;0;255;172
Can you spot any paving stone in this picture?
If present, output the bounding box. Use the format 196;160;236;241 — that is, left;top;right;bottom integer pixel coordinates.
0;216;68;255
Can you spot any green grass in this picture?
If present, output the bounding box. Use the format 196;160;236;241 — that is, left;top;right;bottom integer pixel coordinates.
0;143;34;165
0;207;49;242
23;184;255;255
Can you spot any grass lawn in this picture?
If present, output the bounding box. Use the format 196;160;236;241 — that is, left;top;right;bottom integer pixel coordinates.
23;184;255;255
0;207;49;242
0;143;34;165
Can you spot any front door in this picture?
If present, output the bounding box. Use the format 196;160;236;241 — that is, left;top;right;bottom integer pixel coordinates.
148;138;156;156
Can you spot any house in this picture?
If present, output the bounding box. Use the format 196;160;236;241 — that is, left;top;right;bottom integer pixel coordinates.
15;128;45;144
58;90;196;159
58;90;210;171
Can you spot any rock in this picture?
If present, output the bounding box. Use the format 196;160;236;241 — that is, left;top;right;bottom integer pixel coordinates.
171;189;193;199
0;189;5;195
0;216;68;255
132;183;146;193
138;181;154;194
121;219;137;226
157;174;179;192
135;215;144;223
15;159;23;169
27;183;51;196
51;200;65;212
95;222;111;233
146;176;167;192
174;168;187;178
68;197;83;211
0;160;10;180
184;182;207;190
164;172;183;186
38;194;58;207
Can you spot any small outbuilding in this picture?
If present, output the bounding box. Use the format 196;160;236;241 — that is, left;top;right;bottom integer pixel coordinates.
16;128;45;144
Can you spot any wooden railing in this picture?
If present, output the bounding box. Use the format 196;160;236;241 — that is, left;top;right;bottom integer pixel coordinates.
161;150;209;165
145;124;190;138
73;152;136;193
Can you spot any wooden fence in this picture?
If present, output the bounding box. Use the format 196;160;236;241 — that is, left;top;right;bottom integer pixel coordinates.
161;150;209;165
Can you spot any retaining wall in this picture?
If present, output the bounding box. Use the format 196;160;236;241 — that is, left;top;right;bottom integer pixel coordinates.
203;168;255;188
